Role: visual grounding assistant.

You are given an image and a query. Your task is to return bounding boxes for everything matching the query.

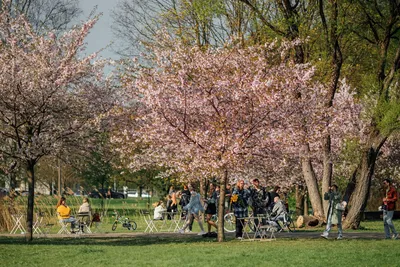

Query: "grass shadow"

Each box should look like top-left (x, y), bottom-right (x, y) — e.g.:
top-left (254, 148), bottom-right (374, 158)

top-left (0, 234), bottom-right (229, 247)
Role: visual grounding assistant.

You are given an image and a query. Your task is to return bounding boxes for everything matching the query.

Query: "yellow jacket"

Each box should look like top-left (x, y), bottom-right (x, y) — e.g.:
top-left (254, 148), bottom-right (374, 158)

top-left (57, 205), bottom-right (71, 219)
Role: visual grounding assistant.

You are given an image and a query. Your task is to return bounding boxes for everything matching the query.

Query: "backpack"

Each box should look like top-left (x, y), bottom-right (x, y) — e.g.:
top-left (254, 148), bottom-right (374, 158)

top-left (92, 213), bottom-right (101, 222)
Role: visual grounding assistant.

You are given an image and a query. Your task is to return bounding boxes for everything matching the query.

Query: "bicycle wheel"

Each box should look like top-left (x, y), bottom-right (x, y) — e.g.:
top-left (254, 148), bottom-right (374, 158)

top-left (247, 219), bottom-right (256, 233)
top-left (211, 214), bottom-right (218, 223)
top-left (112, 221), bottom-right (118, 231)
top-left (223, 213), bottom-right (236, 232)
top-left (129, 221), bottom-right (137, 230)
top-left (287, 216), bottom-right (296, 232)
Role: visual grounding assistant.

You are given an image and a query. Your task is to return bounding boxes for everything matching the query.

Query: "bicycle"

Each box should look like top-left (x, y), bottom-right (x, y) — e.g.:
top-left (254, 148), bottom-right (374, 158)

top-left (111, 211), bottom-right (137, 231)
top-left (282, 211), bottom-right (296, 232)
top-left (211, 211), bottom-right (256, 233)
top-left (267, 210), bottom-right (296, 232)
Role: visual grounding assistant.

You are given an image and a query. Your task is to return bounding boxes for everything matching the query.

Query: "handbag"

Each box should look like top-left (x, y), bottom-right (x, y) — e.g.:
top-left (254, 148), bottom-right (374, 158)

top-left (335, 201), bottom-right (346, 211)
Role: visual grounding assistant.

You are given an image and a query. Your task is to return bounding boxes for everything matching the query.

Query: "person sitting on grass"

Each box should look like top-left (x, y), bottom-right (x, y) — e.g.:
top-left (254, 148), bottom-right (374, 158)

top-left (56, 196), bottom-right (77, 233)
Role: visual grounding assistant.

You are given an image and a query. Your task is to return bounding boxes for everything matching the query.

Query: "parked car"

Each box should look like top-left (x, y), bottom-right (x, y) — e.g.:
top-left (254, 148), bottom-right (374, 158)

top-left (141, 191), bottom-right (151, 198)
top-left (127, 190), bottom-right (150, 198)
top-left (127, 190), bottom-right (138, 198)
top-left (88, 189), bottom-right (125, 199)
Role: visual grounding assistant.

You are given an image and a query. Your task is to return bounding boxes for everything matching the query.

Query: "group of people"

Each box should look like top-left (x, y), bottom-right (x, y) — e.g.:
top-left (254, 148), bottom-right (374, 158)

top-left (152, 184), bottom-right (216, 236)
top-left (56, 196), bottom-right (92, 233)
top-left (56, 177), bottom-right (399, 240)
top-left (230, 179), bottom-right (288, 239)
top-left (154, 179), bottom-right (289, 239)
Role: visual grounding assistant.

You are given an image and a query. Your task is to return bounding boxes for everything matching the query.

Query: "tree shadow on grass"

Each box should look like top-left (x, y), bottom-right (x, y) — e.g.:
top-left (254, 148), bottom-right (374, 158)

top-left (0, 234), bottom-right (227, 247)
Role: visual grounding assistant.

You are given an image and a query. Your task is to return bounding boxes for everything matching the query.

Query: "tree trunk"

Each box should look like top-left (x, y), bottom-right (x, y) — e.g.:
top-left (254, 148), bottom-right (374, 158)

top-left (295, 184), bottom-right (305, 216)
top-left (199, 177), bottom-right (205, 199)
top-left (301, 145), bottom-right (324, 218)
top-left (25, 160), bottom-right (36, 242)
top-left (343, 133), bottom-right (387, 229)
top-left (322, 136), bottom-right (333, 218)
top-left (343, 166), bottom-right (359, 203)
top-left (217, 169), bottom-right (228, 242)
top-left (304, 192), bottom-right (309, 216)
top-left (297, 215), bottom-right (319, 227)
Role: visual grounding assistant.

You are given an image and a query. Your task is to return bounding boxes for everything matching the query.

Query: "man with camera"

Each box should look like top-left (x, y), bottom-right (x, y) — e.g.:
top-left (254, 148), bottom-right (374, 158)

top-left (382, 179), bottom-right (398, 239)
top-left (321, 184), bottom-right (344, 240)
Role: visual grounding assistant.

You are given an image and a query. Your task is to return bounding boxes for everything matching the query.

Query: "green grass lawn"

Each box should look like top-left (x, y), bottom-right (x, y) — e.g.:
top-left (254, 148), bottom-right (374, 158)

top-left (2, 196), bottom-right (400, 266)
top-left (1, 235), bottom-right (399, 267)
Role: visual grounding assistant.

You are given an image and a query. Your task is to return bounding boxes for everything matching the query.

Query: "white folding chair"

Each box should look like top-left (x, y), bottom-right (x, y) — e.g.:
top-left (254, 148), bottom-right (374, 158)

top-left (33, 212), bottom-right (45, 235)
top-left (57, 219), bottom-right (71, 234)
top-left (10, 213), bottom-right (26, 234)
top-left (56, 213), bottom-right (71, 234)
top-left (259, 220), bottom-right (278, 240)
top-left (171, 213), bottom-right (185, 232)
top-left (77, 213), bottom-right (92, 234)
top-left (140, 210), bottom-right (158, 233)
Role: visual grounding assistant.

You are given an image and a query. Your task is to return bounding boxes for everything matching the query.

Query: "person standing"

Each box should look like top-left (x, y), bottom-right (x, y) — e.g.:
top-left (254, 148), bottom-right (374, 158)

top-left (321, 185), bottom-right (344, 240)
top-left (169, 186), bottom-right (178, 213)
top-left (179, 185), bottom-right (206, 235)
top-left (179, 185), bottom-right (191, 219)
top-left (231, 180), bottom-right (250, 239)
top-left (382, 179), bottom-right (398, 239)
top-left (204, 183), bottom-right (218, 236)
top-left (249, 179), bottom-right (268, 233)
top-left (123, 185), bottom-right (128, 199)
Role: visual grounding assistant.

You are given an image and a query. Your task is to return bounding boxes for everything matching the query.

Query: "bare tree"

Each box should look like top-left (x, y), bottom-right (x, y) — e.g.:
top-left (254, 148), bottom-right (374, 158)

top-left (1, 0), bottom-right (81, 32)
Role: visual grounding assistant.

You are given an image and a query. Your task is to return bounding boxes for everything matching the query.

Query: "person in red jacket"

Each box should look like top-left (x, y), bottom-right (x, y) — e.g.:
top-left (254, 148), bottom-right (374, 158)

top-left (382, 179), bottom-right (398, 239)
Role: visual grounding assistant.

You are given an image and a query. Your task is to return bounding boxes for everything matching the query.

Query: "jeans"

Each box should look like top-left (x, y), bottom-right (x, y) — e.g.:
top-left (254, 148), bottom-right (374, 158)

top-left (323, 212), bottom-right (342, 237)
top-left (62, 217), bottom-right (77, 229)
top-left (383, 210), bottom-right (397, 238)
top-left (253, 207), bottom-right (267, 228)
top-left (182, 213), bottom-right (203, 232)
top-left (236, 218), bottom-right (245, 238)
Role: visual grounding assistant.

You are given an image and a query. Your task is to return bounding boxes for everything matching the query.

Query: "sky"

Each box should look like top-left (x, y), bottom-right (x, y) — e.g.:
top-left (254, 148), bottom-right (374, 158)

top-left (77, 0), bottom-right (120, 60)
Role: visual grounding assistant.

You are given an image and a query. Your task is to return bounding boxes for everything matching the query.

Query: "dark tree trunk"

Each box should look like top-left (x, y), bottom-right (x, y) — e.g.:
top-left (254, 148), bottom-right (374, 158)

top-left (343, 166), bottom-right (359, 203)
top-left (343, 133), bottom-right (387, 229)
top-left (322, 136), bottom-right (333, 217)
top-left (25, 160), bottom-right (35, 242)
top-left (217, 169), bottom-right (228, 242)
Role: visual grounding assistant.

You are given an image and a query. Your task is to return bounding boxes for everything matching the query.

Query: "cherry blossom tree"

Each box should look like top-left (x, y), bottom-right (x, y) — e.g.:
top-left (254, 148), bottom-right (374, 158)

top-left (0, 3), bottom-right (115, 241)
top-left (115, 31), bottom-right (361, 241)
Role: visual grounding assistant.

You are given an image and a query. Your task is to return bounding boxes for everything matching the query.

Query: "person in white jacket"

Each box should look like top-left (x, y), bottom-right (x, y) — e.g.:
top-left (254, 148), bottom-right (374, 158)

top-left (77, 197), bottom-right (92, 232)
top-left (78, 197), bottom-right (91, 214)
top-left (153, 200), bottom-right (166, 220)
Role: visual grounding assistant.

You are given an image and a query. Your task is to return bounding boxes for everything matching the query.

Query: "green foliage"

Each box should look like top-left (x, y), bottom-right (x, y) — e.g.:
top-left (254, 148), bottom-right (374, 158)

top-left (189, 0), bottom-right (225, 22)
top-left (80, 151), bottom-right (115, 190)
top-left (376, 100), bottom-right (400, 136)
